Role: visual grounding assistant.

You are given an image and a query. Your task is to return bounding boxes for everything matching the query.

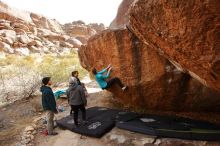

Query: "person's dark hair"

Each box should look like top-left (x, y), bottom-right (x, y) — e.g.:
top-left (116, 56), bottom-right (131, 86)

top-left (42, 77), bottom-right (50, 85)
top-left (92, 68), bottom-right (97, 75)
top-left (72, 71), bottom-right (78, 77)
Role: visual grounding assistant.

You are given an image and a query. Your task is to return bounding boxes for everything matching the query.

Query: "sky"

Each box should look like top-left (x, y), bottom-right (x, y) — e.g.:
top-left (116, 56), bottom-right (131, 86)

top-left (2, 0), bottom-right (123, 26)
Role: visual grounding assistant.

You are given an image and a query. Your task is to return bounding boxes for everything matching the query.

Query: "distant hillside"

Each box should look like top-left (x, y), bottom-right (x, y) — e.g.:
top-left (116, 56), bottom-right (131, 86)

top-left (0, 1), bottom-right (105, 56)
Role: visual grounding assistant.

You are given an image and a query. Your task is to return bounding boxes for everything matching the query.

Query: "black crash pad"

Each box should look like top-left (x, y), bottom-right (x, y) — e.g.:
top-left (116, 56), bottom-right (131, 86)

top-left (56, 107), bottom-right (121, 138)
top-left (57, 106), bottom-right (220, 140)
top-left (73, 120), bottom-right (114, 138)
top-left (115, 111), bottom-right (142, 122)
top-left (56, 115), bottom-right (115, 138)
top-left (116, 114), bottom-right (220, 141)
top-left (80, 107), bottom-right (121, 122)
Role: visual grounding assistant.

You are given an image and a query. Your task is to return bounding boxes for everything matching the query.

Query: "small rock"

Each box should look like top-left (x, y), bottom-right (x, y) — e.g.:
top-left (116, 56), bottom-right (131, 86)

top-left (32, 130), bottom-right (37, 135)
top-left (141, 137), bottom-right (155, 144)
top-left (109, 134), bottom-right (127, 144)
top-left (154, 139), bottom-right (161, 145)
top-left (31, 124), bottom-right (37, 128)
top-left (21, 136), bottom-right (26, 141)
top-left (24, 126), bottom-right (34, 132)
top-left (24, 134), bottom-right (31, 138)
top-left (2, 108), bottom-right (6, 111)
top-left (21, 138), bottom-right (30, 144)
top-left (25, 138), bottom-right (31, 144)
top-left (26, 131), bottom-right (32, 135)
top-left (30, 135), bottom-right (34, 140)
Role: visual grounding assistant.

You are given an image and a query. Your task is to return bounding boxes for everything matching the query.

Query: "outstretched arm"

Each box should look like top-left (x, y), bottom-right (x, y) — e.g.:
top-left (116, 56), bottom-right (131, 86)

top-left (101, 67), bottom-right (112, 79)
top-left (106, 64), bottom-right (112, 69)
top-left (97, 64), bottom-right (112, 74)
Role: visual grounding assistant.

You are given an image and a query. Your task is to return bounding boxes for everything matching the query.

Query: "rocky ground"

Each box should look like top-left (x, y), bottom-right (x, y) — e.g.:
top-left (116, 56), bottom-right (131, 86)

top-left (0, 95), bottom-right (40, 146)
top-left (0, 80), bottom-right (220, 146)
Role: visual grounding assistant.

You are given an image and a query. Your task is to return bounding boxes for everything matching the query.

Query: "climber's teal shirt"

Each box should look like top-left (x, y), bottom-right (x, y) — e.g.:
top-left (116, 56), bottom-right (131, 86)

top-left (95, 68), bottom-right (110, 89)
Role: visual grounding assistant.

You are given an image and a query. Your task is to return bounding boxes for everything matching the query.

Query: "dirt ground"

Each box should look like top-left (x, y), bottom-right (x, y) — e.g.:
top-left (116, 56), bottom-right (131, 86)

top-left (0, 81), bottom-right (116, 146)
top-left (0, 96), bottom-right (41, 146)
top-left (1, 81), bottom-right (220, 146)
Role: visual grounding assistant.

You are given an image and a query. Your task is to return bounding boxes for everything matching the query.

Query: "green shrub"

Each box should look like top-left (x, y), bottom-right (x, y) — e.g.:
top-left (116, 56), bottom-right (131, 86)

top-left (36, 52), bottom-right (87, 83)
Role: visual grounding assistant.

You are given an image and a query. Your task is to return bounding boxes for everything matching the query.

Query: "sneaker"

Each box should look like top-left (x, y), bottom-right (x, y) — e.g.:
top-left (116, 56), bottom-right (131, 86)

top-left (122, 86), bottom-right (128, 91)
top-left (41, 129), bottom-right (48, 136)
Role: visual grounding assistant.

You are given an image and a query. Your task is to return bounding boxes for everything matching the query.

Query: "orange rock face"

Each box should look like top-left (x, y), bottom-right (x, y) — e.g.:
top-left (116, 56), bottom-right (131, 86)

top-left (79, 28), bottom-right (164, 108)
top-left (79, 28), bottom-right (220, 112)
top-left (129, 0), bottom-right (220, 92)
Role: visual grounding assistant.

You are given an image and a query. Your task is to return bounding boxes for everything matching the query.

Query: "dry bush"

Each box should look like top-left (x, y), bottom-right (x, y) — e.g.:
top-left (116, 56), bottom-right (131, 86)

top-left (0, 66), bottom-right (41, 103)
top-left (0, 51), bottom-right (88, 104)
top-left (36, 51), bottom-right (87, 83)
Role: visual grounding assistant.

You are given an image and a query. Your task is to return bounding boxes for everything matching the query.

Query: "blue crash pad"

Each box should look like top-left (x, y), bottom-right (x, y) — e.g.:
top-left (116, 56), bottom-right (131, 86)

top-left (54, 88), bottom-right (67, 99)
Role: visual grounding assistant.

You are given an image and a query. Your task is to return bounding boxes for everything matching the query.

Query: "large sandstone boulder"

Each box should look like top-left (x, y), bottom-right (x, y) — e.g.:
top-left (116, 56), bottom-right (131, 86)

top-left (30, 13), bottom-right (63, 33)
top-left (11, 22), bottom-right (30, 32)
top-left (13, 41), bottom-right (26, 48)
top-left (62, 21), bottom-right (100, 45)
top-left (14, 28), bottom-right (27, 35)
top-left (0, 12), bottom-right (17, 22)
top-left (66, 38), bottom-right (82, 48)
top-left (60, 41), bottom-right (73, 48)
top-left (15, 47), bottom-right (30, 56)
top-left (0, 29), bottom-right (16, 42)
top-left (88, 23), bottom-right (105, 33)
top-left (19, 34), bottom-right (31, 44)
top-left (63, 24), bottom-right (96, 37)
top-left (0, 36), bottom-right (13, 45)
top-left (0, 41), bottom-right (14, 53)
top-left (43, 34), bottom-right (66, 42)
top-left (0, 19), bottom-right (13, 30)
top-left (29, 46), bottom-right (41, 53)
top-left (109, 0), bottom-right (134, 28)
top-left (129, 0), bottom-right (220, 92)
top-left (79, 28), bottom-right (220, 112)
top-left (47, 19), bottom-right (64, 33)
top-left (76, 36), bottom-right (87, 44)
top-left (37, 28), bottom-right (57, 36)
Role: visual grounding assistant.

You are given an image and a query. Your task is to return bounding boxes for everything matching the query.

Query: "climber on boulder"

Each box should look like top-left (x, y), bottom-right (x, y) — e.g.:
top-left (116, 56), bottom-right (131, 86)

top-left (92, 64), bottom-right (128, 91)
